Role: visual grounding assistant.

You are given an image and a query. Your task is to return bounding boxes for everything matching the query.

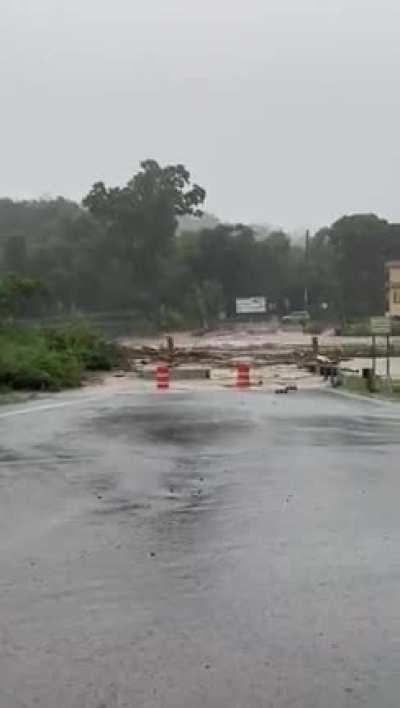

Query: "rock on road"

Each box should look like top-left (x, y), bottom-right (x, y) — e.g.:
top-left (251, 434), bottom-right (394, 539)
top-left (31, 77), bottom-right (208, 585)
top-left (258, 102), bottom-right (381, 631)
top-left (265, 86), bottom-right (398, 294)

top-left (1, 388), bottom-right (400, 707)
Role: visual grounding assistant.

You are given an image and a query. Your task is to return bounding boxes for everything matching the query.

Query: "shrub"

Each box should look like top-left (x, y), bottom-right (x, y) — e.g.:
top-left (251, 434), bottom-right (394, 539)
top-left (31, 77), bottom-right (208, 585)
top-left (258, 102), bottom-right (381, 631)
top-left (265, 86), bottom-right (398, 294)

top-left (0, 321), bottom-right (118, 391)
top-left (303, 321), bottom-right (324, 335)
top-left (44, 321), bottom-right (118, 371)
top-left (84, 341), bottom-right (116, 371)
top-left (390, 380), bottom-right (400, 395)
top-left (341, 322), bottom-right (371, 336)
top-left (0, 338), bottom-right (81, 390)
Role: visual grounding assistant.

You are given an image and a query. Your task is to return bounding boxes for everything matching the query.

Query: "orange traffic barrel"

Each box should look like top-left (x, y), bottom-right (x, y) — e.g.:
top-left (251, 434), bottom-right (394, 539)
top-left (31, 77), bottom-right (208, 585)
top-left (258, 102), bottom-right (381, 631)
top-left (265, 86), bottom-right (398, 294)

top-left (236, 362), bottom-right (250, 388)
top-left (156, 365), bottom-right (170, 390)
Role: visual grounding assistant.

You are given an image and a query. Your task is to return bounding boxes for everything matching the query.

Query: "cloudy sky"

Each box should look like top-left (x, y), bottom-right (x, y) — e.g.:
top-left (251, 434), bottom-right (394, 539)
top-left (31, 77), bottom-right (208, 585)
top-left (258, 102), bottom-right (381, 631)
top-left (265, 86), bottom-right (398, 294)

top-left (1, 0), bottom-right (399, 230)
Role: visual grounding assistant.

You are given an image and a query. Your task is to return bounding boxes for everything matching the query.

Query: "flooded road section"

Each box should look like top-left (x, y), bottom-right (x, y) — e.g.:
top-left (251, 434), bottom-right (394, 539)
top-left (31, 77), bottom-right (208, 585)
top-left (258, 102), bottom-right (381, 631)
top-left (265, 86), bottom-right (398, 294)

top-left (1, 390), bottom-right (400, 707)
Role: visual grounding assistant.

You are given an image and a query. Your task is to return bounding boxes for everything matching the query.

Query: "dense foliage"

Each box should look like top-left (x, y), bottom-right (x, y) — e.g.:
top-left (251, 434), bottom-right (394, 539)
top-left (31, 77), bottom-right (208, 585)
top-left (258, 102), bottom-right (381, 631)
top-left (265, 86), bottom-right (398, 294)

top-left (1, 159), bottom-right (400, 328)
top-left (0, 322), bottom-right (118, 391)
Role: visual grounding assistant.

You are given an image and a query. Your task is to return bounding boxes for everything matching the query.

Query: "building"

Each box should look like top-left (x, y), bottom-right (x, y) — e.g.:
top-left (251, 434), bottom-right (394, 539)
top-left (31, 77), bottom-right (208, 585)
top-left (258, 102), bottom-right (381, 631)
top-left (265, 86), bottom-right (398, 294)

top-left (385, 261), bottom-right (400, 317)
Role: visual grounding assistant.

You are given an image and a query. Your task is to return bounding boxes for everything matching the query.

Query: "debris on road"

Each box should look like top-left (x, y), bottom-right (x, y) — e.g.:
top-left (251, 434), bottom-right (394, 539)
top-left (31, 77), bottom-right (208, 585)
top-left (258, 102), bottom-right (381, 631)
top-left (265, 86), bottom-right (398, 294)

top-left (275, 384), bottom-right (299, 394)
top-left (107, 324), bottom-right (400, 394)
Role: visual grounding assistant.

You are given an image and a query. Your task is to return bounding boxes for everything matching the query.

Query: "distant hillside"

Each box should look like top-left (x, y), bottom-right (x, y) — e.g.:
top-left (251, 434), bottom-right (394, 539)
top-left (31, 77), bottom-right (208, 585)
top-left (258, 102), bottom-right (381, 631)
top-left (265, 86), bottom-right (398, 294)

top-left (251, 224), bottom-right (308, 243)
top-left (250, 224), bottom-right (273, 240)
top-left (178, 212), bottom-right (219, 233)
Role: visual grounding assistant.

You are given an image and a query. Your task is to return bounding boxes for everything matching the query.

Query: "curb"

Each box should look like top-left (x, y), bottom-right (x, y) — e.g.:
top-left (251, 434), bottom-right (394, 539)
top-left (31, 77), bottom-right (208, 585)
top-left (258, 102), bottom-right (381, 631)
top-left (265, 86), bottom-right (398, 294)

top-left (326, 386), bottom-right (400, 408)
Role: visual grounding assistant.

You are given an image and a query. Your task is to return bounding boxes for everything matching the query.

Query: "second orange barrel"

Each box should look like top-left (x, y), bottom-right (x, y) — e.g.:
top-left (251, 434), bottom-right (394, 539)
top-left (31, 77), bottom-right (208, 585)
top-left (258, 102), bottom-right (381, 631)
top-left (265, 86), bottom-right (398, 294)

top-left (236, 363), bottom-right (250, 388)
top-left (156, 365), bottom-right (170, 390)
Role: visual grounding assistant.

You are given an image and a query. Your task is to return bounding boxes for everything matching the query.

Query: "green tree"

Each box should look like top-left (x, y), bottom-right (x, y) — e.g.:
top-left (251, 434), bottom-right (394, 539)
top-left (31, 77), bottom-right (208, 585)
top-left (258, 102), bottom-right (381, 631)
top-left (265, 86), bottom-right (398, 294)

top-left (317, 214), bottom-right (391, 319)
top-left (0, 275), bottom-right (43, 318)
top-left (83, 160), bottom-right (206, 312)
top-left (3, 235), bottom-right (28, 274)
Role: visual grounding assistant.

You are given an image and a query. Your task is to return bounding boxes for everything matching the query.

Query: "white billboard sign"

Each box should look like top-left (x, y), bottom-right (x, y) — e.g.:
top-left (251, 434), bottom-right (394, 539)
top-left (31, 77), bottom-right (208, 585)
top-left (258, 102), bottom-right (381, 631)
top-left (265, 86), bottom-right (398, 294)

top-left (236, 297), bottom-right (267, 314)
top-left (370, 316), bottom-right (391, 335)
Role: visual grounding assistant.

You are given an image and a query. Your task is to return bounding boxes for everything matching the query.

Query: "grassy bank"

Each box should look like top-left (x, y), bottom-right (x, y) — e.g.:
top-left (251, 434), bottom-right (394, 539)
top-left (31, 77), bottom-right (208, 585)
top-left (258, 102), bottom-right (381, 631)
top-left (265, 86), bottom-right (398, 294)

top-left (344, 375), bottom-right (400, 400)
top-left (0, 322), bottom-right (118, 392)
top-left (338, 320), bottom-right (400, 337)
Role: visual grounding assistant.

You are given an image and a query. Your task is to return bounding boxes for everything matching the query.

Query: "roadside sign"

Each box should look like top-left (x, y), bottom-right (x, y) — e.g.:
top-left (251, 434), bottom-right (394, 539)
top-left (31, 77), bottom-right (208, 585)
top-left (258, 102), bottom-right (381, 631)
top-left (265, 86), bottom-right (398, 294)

top-left (236, 297), bottom-right (267, 315)
top-left (370, 316), bottom-right (391, 335)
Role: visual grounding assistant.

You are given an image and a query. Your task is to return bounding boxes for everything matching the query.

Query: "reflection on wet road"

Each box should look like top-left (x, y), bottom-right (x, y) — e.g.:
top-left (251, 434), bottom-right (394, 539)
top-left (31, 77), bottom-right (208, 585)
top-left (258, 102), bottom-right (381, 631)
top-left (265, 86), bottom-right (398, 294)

top-left (1, 390), bottom-right (400, 707)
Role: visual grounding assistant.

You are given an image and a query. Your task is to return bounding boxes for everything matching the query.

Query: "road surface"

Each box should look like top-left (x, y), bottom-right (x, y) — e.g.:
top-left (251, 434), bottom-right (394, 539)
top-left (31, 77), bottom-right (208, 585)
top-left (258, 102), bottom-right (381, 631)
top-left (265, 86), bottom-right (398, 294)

top-left (1, 388), bottom-right (400, 707)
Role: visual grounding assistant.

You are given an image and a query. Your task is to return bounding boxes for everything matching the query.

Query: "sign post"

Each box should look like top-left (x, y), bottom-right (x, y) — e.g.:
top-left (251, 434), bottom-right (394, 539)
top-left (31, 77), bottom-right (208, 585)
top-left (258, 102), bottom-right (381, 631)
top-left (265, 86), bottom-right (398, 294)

top-left (370, 317), bottom-right (392, 391)
top-left (370, 317), bottom-right (391, 336)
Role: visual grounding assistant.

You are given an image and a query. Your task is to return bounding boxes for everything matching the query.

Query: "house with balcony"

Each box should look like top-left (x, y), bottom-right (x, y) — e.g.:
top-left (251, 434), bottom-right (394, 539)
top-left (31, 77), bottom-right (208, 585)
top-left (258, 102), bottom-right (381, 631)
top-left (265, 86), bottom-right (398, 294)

top-left (385, 261), bottom-right (400, 317)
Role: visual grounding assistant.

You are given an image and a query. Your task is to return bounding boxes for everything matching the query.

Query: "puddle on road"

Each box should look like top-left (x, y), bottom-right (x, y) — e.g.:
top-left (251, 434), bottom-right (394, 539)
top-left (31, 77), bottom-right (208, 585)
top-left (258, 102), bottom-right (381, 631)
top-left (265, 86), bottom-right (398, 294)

top-left (95, 499), bottom-right (152, 515)
top-left (92, 405), bottom-right (253, 450)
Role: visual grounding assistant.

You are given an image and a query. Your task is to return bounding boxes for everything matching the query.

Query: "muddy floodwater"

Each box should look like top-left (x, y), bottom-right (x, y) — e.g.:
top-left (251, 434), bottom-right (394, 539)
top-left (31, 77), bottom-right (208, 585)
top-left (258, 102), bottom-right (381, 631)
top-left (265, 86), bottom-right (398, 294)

top-left (1, 388), bottom-right (400, 707)
top-left (121, 324), bottom-right (400, 352)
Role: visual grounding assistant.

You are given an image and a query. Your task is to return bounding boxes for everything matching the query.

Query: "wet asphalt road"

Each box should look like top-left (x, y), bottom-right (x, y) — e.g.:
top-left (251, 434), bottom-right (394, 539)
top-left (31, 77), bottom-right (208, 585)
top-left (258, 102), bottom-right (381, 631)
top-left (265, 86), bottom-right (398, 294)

top-left (1, 389), bottom-right (400, 708)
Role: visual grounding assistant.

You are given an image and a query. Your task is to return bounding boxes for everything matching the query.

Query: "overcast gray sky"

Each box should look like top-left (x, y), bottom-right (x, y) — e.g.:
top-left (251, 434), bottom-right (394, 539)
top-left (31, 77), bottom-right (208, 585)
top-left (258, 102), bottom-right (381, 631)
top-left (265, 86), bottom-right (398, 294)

top-left (1, 0), bottom-right (399, 230)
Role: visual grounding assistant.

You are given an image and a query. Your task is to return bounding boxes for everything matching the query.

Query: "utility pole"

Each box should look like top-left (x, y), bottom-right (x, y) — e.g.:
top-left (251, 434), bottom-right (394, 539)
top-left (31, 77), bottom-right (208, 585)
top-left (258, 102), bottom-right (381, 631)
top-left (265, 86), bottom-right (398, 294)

top-left (372, 335), bottom-right (376, 377)
top-left (386, 334), bottom-right (391, 388)
top-left (304, 229), bottom-right (310, 310)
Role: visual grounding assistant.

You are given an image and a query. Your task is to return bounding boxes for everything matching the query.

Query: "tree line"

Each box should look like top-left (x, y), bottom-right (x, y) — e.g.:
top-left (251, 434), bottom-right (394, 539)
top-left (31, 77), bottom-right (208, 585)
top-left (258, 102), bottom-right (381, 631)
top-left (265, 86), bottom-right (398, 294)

top-left (0, 159), bottom-right (399, 328)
